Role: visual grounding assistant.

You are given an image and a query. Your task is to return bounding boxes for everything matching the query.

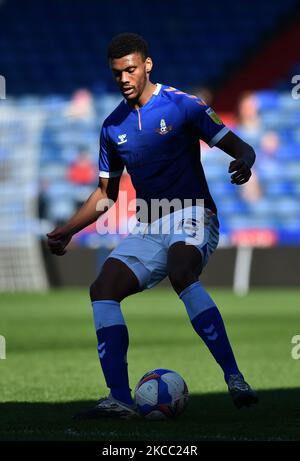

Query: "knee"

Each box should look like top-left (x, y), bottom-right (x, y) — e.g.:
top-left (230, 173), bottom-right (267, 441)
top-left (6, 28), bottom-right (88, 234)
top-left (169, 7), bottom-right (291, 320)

top-left (89, 278), bottom-right (112, 302)
top-left (89, 279), bottom-right (100, 301)
top-left (89, 277), bottom-right (127, 303)
top-left (168, 267), bottom-right (197, 294)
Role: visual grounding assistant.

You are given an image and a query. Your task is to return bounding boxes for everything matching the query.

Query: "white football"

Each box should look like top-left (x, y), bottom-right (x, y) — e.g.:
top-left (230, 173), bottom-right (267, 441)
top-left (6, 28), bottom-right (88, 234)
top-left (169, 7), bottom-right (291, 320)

top-left (134, 368), bottom-right (189, 420)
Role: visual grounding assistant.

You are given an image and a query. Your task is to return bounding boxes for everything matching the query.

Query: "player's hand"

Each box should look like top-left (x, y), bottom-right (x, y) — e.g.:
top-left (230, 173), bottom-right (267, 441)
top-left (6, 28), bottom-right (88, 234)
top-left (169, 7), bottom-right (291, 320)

top-left (46, 227), bottom-right (72, 256)
top-left (228, 158), bottom-right (252, 185)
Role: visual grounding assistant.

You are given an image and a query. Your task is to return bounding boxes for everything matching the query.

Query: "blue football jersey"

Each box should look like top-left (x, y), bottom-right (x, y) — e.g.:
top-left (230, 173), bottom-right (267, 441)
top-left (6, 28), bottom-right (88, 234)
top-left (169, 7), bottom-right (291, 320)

top-left (99, 83), bottom-right (229, 220)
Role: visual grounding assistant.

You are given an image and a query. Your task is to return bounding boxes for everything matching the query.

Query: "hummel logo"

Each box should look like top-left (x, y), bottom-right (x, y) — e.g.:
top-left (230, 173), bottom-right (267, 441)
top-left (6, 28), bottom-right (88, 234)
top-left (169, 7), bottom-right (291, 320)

top-left (203, 324), bottom-right (218, 341)
top-left (98, 341), bottom-right (106, 359)
top-left (118, 134), bottom-right (127, 145)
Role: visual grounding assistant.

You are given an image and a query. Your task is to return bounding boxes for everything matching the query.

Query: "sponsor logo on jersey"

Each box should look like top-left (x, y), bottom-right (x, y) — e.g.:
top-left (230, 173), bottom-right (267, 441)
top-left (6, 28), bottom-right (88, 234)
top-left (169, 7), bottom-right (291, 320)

top-left (155, 118), bottom-right (173, 135)
top-left (205, 107), bottom-right (223, 125)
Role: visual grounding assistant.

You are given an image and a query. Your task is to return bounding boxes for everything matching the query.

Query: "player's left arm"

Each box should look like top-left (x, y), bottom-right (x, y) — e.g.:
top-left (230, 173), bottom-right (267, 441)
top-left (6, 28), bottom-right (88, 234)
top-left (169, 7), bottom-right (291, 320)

top-left (183, 95), bottom-right (256, 185)
top-left (215, 130), bottom-right (256, 185)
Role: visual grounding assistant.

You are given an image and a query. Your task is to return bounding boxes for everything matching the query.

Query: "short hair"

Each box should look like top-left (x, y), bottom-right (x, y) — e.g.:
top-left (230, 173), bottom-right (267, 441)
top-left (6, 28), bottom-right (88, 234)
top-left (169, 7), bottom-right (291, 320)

top-left (107, 32), bottom-right (149, 61)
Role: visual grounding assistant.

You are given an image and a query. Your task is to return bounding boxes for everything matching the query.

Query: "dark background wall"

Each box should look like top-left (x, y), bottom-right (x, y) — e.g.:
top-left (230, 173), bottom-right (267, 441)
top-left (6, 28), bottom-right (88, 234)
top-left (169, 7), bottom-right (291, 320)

top-left (42, 243), bottom-right (300, 288)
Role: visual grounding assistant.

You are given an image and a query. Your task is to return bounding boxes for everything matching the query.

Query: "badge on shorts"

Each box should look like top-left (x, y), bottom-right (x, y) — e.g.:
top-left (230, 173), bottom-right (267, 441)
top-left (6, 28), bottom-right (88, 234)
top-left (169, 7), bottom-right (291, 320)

top-left (178, 218), bottom-right (200, 238)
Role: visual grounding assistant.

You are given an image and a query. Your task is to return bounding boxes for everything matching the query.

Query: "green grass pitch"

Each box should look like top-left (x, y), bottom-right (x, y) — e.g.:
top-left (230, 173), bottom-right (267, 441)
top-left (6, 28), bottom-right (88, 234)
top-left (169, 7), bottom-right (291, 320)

top-left (0, 288), bottom-right (299, 441)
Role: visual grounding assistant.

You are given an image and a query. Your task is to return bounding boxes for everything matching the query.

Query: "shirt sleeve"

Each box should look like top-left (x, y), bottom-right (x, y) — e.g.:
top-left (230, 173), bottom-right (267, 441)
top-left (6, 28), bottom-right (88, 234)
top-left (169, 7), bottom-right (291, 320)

top-left (184, 97), bottom-right (229, 147)
top-left (98, 124), bottom-right (124, 178)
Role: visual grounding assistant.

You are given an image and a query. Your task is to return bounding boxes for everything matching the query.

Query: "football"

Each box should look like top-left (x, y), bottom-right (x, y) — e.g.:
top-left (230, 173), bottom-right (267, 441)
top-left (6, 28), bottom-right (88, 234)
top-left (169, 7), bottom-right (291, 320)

top-left (134, 368), bottom-right (189, 420)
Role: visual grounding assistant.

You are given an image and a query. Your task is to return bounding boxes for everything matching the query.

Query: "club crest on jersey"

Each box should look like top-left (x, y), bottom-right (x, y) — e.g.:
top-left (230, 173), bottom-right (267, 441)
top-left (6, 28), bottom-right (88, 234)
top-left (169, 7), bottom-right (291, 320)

top-left (117, 134), bottom-right (127, 145)
top-left (205, 108), bottom-right (223, 125)
top-left (155, 119), bottom-right (173, 135)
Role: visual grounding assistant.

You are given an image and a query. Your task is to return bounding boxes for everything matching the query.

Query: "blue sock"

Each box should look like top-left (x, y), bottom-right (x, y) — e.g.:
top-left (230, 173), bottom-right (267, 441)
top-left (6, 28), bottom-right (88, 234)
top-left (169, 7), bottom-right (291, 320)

top-left (179, 281), bottom-right (241, 383)
top-left (92, 300), bottom-right (133, 405)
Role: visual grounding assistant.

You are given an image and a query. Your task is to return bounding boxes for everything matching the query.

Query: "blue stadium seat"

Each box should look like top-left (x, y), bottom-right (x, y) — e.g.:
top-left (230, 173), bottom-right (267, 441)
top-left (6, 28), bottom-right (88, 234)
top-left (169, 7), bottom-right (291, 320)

top-left (0, 0), bottom-right (297, 94)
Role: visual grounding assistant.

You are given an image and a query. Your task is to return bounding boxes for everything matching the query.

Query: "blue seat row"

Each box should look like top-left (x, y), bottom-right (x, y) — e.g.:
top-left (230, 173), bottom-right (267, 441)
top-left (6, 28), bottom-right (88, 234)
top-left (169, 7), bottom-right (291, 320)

top-left (0, 0), bottom-right (297, 94)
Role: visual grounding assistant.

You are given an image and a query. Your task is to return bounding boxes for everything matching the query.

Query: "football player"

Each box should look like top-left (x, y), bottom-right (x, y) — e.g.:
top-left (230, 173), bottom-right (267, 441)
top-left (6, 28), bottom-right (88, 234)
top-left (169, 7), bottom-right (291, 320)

top-left (47, 33), bottom-right (258, 419)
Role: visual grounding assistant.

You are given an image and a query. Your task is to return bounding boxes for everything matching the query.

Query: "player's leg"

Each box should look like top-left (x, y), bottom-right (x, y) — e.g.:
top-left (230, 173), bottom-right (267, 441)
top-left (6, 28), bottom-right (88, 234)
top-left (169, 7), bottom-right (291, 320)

top-left (83, 229), bottom-right (167, 419)
top-left (167, 208), bottom-right (258, 408)
top-left (89, 257), bottom-right (141, 409)
top-left (167, 241), bottom-right (242, 382)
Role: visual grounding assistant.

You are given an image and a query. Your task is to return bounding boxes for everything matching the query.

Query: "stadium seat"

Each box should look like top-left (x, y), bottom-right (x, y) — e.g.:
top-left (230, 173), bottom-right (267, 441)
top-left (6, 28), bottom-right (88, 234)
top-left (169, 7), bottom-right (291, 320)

top-left (0, 0), bottom-right (297, 93)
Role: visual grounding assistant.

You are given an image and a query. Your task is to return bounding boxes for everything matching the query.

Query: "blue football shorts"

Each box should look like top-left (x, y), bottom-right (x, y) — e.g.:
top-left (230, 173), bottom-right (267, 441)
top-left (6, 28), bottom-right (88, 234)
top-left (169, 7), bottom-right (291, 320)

top-left (106, 206), bottom-right (219, 290)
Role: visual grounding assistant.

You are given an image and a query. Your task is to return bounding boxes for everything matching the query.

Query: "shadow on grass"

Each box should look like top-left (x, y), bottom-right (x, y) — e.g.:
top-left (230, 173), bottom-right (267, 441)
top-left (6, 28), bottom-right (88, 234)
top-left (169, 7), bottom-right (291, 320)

top-left (0, 388), bottom-right (299, 441)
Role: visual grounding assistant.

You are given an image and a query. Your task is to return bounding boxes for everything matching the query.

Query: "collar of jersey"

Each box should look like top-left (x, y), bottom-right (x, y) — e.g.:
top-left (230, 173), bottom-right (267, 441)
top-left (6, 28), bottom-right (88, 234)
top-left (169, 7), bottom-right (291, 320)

top-left (124, 83), bottom-right (162, 111)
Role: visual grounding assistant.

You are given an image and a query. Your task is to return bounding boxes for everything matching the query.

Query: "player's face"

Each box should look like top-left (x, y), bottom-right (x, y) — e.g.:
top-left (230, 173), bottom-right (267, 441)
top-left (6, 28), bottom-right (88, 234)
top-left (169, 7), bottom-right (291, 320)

top-left (110, 53), bottom-right (151, 101)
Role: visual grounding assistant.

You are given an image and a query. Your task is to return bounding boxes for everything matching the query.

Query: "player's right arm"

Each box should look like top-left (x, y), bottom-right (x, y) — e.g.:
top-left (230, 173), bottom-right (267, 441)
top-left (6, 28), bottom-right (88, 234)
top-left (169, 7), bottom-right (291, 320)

top-left (46, 176), bottom-right (121, 255)
top-left (47, 121), bottom-right (124, 256)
